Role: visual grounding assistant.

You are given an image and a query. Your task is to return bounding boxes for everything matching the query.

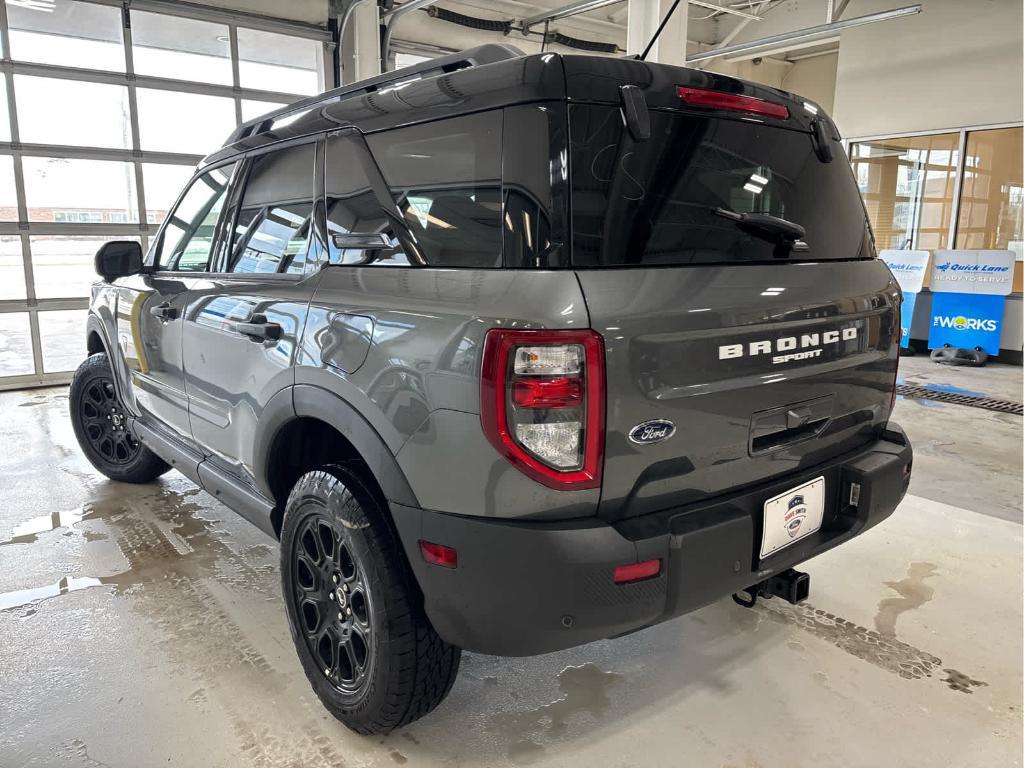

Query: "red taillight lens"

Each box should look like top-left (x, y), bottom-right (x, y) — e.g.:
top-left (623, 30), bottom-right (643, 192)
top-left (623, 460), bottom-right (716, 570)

top-left (419, 540), bottom-right (458, 569)
top-left (614, 559), bottom-right (661, 584)
top-left (512, 376), bottom-right (583, 409)
top-left (480, 329), bottom-right (605, 490)
top-left (677, 86), bottom-right (789, 119)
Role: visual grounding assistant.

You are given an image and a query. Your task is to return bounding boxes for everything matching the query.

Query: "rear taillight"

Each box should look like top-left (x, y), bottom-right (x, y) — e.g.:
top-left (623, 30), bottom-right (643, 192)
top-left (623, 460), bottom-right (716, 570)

top-left (677, 86), bottom-right (790, 120)
top-left (480, 329), bottom-right (605, 490)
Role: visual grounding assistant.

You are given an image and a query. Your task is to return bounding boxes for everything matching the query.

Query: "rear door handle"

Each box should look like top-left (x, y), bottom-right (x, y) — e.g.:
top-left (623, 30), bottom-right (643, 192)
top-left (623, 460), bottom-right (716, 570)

top-left (236, 313), bottom-right (283, 342)
top-left (150, 302), bottom-right (178, 321)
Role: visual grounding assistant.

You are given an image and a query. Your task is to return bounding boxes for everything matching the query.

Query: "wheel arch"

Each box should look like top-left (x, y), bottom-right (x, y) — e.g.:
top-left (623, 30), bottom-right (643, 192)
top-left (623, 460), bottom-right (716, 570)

top-left (256, 385), bottom-right (420, 538)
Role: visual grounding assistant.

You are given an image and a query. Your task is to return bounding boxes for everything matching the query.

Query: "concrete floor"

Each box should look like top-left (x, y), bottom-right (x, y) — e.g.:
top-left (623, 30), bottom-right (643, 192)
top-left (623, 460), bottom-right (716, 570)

top-left (1, 361), bottom-right (1021, 768)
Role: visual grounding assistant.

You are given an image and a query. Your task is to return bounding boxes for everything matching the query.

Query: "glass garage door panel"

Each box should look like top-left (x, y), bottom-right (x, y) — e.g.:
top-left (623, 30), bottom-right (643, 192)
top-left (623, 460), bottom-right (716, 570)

top-left (14, 76), bottom-right (131, 149)
top-left (0, 313), bottom-right (34, 377)
top-left (136, 89), bottom-right (236, 154)
top-left (31, 236), bottom-right (139, 300)
top-left (141, 163), bottom-right (197, 225)
top-left (22, 157), bottom-right (139, 224)
top-left (130, 11), bottom-right (231, 85)
top-left (0, 79), bottom-right (10, 143)
top-left (0, 236), bottom-right (26, 301)
top-left (0, 156), bottom-right (17, 222)
top-left (5, 0), bottom-right (125, 72)
top-left (238, 28), bottom-right (323, 95)
top-left (39, 310), bottom-right (89, 374)
top-left (241, 99), bottom-right (291, 123)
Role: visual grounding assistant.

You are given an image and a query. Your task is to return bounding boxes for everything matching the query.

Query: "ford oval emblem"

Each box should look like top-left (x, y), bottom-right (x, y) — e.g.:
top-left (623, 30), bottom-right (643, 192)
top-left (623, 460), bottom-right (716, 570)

top-left (629, 420), bottom-right (676, 445)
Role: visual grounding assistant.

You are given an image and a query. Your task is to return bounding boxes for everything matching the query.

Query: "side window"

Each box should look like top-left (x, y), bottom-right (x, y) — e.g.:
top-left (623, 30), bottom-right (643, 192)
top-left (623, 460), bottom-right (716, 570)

top-left (366, 111), bottom-right (503, 268)
top-left (155, 163), bottom-right (235, 272)
top-left (228, 143), bottom-right (315, 275)
top-left (325, 133), bottom-right (409, 267)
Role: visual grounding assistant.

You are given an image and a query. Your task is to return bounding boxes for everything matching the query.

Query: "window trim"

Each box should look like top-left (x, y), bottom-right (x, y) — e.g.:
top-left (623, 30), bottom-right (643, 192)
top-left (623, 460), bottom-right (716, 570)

top-left (149, 159), bottom-right (240, 274)
top-left (210, 134), bottom-right (323, 277)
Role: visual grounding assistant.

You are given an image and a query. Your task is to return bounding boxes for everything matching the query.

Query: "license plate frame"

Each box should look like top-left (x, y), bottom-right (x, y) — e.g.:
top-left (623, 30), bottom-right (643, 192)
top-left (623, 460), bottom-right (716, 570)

top-left (760, 476), bottom-right (825, 559)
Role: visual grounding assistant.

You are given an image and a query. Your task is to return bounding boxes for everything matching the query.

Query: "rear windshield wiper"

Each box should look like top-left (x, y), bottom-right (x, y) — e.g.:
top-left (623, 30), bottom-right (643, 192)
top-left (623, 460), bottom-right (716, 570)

top-left (714, 208), bottom-right (806, 243)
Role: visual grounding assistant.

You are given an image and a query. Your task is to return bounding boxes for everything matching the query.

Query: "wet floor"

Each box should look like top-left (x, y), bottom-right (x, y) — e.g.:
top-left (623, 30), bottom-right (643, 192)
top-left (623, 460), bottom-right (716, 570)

top-left (0, 378), bottom-right (1021, 768)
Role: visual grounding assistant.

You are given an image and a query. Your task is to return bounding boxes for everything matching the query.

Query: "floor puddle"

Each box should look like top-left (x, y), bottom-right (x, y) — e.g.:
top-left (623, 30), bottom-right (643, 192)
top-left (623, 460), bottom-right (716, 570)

top-left (1, 507), bottom-right (90, 546)
top-left (0, 575), bottom-right (108, 611)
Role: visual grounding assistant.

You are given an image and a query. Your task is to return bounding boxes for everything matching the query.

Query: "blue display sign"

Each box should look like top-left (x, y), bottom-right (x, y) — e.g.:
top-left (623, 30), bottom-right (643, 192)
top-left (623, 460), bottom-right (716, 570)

top-left (899, 292), bottom-right (917, 347)
top-left (928, 292), bottom-right (1006, 355)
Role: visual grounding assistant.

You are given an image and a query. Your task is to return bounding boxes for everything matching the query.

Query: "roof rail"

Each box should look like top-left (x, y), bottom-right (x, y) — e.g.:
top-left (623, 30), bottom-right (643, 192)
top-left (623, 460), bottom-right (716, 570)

top-left (224, 43), bottom-right (525, 145)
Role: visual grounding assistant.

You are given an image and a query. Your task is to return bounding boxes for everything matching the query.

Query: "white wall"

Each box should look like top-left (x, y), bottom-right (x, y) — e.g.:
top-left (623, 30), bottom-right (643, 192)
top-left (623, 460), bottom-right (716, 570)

top-left (783, 52), bottom-right (838, 114)
top-left (199, 0), bottom-right (328, 26)
top-left (832, 0), bottom-right (1023, 137)
top-left (716, 0), bottom-right (1023, 137)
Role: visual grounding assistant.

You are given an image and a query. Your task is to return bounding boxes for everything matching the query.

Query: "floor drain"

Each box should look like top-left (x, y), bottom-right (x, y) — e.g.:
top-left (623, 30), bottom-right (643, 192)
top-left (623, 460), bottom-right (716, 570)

top-left (896, 384), bottom-right (1023, 415)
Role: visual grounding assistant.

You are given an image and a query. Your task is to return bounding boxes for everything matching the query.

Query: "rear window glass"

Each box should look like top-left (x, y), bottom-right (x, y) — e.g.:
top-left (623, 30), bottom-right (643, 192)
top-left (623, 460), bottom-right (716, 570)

top-left (367, 111), bottom-right (503, 268)
top-left (570, 105), bottom-right (870, 266)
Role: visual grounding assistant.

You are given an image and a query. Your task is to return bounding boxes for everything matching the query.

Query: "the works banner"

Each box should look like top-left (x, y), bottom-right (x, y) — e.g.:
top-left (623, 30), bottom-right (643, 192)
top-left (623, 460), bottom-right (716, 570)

top-left (928, 292), bottom-right (1006, 355)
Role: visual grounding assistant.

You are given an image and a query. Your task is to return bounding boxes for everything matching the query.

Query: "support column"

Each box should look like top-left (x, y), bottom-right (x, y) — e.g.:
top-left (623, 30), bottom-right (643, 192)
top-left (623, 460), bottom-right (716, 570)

top-left (626, 0), bottom-right (688, 66)
top-left (339, 0), bottom-right (381, 85)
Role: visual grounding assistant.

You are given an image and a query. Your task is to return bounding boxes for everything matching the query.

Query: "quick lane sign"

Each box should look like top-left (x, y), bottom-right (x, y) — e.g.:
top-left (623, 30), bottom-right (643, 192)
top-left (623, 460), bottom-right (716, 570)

top-left (930, 250), bottom-right (1015, 296)
top-left (880, 249), bottom-right (929, 294)
top-left (880, 250), bottom-right (929, 348)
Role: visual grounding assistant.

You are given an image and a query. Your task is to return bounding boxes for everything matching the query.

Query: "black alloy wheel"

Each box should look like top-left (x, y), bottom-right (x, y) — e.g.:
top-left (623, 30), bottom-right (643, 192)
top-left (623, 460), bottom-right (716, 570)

top-left (291, 511), bottom-right (375, 693)
top-left (78, 376), bottom-right (141, 466)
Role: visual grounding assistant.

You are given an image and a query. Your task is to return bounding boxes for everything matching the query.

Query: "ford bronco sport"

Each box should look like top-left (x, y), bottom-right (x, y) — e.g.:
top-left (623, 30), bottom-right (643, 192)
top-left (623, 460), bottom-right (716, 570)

top-left (71, 45), bottom-right (912, 734)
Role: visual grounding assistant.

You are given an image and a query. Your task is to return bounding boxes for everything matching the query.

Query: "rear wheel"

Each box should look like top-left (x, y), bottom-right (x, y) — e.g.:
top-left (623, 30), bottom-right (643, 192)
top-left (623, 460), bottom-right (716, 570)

top-left (69, 352), bottom-right (170, 483)
top-left (280, 464), bottom-right (460, 734)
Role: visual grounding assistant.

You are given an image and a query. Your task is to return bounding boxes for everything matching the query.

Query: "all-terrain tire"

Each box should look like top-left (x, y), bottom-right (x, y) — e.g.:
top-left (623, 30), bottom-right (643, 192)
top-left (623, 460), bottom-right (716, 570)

top-left (280, 464), bottom-right (461, 734)
top-left (69, 352), bottom-right (170, 483)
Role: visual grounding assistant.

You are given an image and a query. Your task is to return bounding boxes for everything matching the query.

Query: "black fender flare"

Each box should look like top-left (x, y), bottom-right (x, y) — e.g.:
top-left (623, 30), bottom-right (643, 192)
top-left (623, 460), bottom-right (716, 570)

top-left (252, 384), bottom-right (419, 510)
top-left (85, 311), bottom-right (137, 414)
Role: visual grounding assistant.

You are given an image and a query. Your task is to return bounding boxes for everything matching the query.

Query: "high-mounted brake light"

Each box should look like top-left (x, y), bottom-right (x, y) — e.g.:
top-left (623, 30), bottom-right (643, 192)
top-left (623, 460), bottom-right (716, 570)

top-left (481, 329), bottom-right (605, 490)
top-left (677, 86), bottom-right (790, 120)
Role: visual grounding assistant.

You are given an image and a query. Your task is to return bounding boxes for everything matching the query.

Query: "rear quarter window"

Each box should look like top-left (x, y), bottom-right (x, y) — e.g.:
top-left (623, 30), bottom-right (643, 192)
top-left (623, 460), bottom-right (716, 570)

top-left (367, 111), bottom-right (503, 268)
top-left (570, 104), bottom-right (871, 267)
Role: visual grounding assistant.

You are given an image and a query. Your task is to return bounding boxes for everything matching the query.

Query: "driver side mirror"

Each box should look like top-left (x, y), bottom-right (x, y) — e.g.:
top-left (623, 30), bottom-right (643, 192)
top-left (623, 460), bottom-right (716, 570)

top-left (95, 241), bottom-right (143, 282)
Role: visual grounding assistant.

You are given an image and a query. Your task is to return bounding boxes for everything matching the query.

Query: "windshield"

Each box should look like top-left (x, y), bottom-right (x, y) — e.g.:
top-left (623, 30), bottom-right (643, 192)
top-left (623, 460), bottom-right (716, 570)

top-left (569, 105), bottom-right (871, 266)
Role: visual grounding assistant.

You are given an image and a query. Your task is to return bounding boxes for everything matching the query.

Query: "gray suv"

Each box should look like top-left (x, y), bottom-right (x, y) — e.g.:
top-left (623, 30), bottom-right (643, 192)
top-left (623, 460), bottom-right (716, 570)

top-left (70, 45), bottom-right (913, 734)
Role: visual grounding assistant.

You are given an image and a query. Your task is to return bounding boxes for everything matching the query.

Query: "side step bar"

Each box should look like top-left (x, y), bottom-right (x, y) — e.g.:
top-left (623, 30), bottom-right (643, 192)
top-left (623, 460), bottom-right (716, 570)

top-left (732, 568), bottom-right (810, 608)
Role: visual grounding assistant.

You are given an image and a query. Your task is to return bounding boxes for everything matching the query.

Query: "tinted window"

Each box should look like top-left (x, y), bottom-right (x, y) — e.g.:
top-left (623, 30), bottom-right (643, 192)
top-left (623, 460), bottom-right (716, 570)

top-left (367, 111), bottom-right (503, 268)
top-left (570, 105), bottom-right (870, 266)
top-left (155, 163), bottom-right (235, 272)
top-left (228, 144), bottom-right (315, 274)
top-left (324, 133), bottom-right (409, 267)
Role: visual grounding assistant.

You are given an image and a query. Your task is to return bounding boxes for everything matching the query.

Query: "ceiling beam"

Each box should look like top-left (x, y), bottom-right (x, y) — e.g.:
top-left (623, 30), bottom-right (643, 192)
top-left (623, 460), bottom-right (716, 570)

top-left (687, 4), bottom-right (922, 64)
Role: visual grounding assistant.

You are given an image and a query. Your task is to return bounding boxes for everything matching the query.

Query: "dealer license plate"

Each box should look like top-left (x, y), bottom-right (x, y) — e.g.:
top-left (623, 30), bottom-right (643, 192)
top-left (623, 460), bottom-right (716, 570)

top-left (760, 476), bottom-right (825, 559)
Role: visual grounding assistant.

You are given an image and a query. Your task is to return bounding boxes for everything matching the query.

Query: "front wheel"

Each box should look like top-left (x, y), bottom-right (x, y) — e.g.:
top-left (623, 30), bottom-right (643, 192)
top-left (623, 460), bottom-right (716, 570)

top-left (280, 465), bottom-right (460, 734)
top-left (69, 352), bottom-right (170, 483)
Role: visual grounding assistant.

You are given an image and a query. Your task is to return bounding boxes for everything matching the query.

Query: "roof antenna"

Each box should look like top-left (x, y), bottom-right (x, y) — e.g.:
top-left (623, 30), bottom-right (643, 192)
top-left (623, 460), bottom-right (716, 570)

top-left (638, 0), bottom-right (684, 61)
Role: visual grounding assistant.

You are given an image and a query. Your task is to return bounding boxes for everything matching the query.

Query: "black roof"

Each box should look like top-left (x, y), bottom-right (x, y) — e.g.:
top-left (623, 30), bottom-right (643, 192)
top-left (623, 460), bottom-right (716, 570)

top-left (201, 44), bottom-right (835, 168)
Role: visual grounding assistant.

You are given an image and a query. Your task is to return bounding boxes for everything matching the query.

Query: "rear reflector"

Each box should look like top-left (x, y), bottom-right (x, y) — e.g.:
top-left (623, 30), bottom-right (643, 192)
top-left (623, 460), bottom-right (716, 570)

top-left (677, 86), bottom-right (789, 120)
top-left (419, 540), bottom-right (458, 569)
top-left (613, 559), bottom-right (661, 584)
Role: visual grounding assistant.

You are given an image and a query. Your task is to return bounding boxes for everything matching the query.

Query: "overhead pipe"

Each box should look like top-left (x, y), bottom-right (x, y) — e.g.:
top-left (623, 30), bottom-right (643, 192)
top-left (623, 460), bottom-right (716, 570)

top-left (686, 4), bottom-right (922, 64)
top-left (382, 0), bottom-right (442, 70)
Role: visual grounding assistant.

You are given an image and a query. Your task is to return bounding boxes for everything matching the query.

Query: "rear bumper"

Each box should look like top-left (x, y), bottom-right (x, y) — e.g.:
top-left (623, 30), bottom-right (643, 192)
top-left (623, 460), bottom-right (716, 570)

top-left (391, 425), bottom-right (912, 656)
